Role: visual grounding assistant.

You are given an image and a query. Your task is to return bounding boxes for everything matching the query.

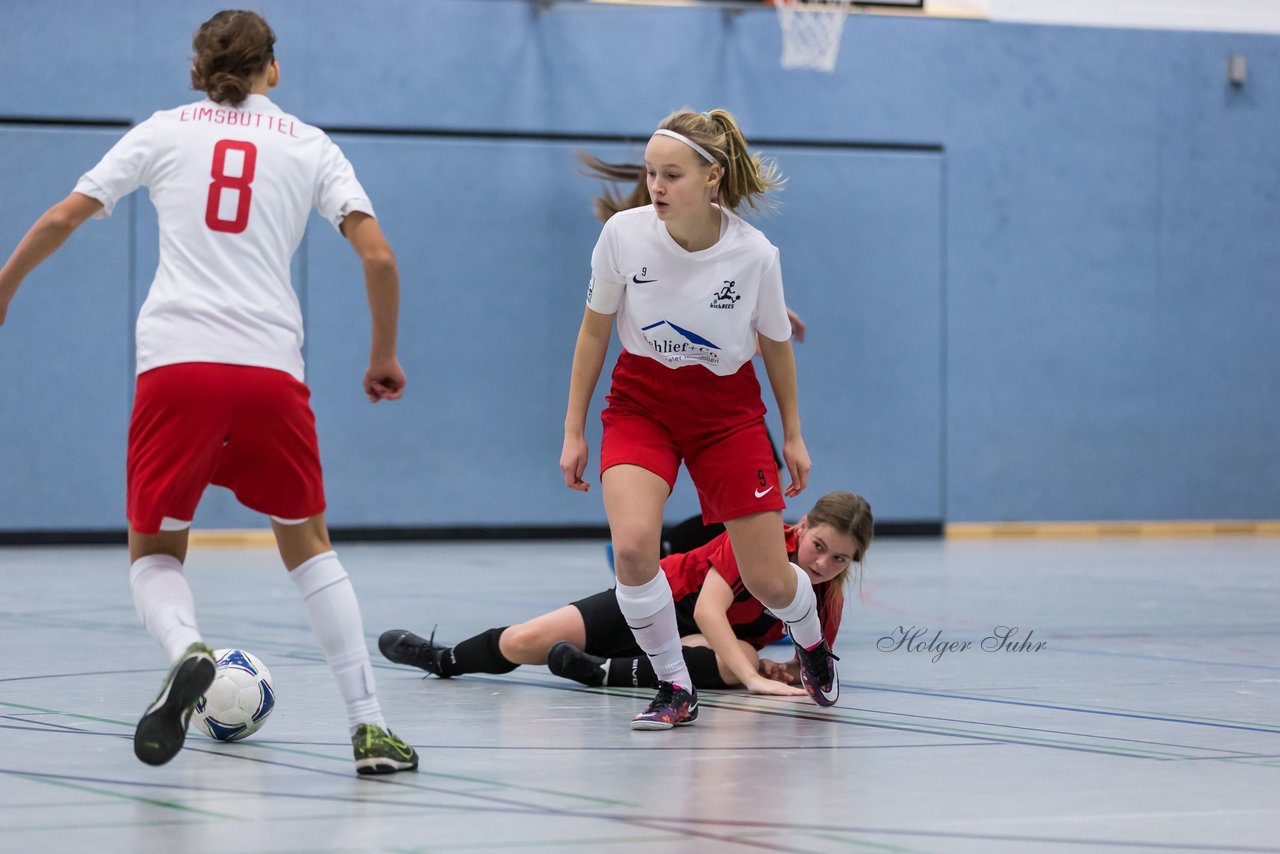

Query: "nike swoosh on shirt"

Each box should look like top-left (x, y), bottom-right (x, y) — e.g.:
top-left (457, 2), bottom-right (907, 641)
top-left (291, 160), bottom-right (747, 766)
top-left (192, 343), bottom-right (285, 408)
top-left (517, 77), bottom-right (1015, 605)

top-left (754, 486), bottom-right (775, 498)
top-left (632, 275), bottom-right (657, 284)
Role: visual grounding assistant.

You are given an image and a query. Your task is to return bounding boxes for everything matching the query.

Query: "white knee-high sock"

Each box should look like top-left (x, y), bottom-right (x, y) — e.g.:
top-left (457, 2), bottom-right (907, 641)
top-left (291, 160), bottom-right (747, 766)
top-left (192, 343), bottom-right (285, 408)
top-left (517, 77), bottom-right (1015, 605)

top-left (289, 551), bottom-right (385, 733)
top-left (130, 555), bottom-right (203, 661)
top-left (615, 572), bottom-right (693, 691)
top-left (771, 563), bottom-right (824, 650)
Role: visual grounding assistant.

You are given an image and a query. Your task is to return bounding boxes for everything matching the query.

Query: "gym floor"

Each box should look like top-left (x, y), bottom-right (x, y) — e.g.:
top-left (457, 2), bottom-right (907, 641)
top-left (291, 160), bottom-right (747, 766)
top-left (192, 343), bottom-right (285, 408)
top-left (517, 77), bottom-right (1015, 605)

top-left (2, 535), bottom-right (1277, 853)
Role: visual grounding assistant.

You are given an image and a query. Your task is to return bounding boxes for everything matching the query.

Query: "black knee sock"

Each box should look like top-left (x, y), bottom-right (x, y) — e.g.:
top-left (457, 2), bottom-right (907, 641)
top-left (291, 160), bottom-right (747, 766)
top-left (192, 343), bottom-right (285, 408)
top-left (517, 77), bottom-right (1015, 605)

top-left (681, 644), bottom-right (728, 689)
top-left (442, 627), bottom-right (519, 676)
top-left (606, 653), bottom-right (657, 688)
top-left (604, 645), bottom-right (728, 689)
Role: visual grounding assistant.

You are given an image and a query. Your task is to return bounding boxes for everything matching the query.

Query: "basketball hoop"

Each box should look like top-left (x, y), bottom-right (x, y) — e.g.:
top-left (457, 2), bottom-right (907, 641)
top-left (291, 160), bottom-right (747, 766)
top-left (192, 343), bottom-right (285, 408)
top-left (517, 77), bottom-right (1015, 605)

top-left (774, 0), bottom-right (854, 72)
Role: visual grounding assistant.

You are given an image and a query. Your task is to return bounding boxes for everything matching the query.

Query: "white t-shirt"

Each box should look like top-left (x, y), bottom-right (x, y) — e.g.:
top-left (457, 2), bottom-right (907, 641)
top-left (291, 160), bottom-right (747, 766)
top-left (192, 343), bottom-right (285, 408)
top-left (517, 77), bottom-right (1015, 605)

top-left (74, 94), bottom-right (374, 381)
top-left (586, 205), bottom-right (790, 376)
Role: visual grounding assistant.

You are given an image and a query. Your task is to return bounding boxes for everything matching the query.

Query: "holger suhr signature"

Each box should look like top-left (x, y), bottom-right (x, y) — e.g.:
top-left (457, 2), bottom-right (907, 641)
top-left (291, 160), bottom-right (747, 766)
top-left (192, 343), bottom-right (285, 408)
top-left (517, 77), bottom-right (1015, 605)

top-left (877, 626), bottom-right (1047, 663)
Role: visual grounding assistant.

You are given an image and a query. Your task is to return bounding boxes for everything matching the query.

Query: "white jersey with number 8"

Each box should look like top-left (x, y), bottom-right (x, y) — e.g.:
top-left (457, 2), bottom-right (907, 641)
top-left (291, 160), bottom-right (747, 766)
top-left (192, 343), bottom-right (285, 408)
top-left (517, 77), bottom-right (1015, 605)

top-left (74, 94), bottom-right (373, 381)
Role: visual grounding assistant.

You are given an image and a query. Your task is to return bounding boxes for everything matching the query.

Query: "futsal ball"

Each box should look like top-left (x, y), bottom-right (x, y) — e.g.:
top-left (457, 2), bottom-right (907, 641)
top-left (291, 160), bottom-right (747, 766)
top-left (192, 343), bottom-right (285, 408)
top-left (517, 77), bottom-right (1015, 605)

top-left (193, 648), bottom-right (276, 742)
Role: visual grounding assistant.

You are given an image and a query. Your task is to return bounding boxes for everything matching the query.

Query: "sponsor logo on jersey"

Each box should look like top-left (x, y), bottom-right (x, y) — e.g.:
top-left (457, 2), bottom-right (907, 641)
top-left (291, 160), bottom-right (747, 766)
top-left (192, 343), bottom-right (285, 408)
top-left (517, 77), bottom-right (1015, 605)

top-left (709, 279), bottom-right (741, 310)
top-left (632, 274), bottom-right (657, 284)
top-left (587, 274), bottom-right (595, 302)
top-left (640, 320), bottom-right (720, 367)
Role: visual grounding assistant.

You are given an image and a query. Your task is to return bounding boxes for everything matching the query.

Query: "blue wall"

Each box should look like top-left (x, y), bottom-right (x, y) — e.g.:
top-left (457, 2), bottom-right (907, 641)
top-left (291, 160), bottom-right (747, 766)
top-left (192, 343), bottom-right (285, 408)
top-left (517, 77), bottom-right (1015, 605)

top-left (1, 1), bottom-right (1276, 529)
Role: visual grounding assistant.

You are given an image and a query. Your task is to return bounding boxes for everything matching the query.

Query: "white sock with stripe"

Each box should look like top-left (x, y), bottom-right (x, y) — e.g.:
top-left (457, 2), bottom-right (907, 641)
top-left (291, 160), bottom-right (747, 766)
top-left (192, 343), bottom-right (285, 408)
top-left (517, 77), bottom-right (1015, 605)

top-left (771, 562), bottom-right (824, 650)
top-left (290, 551), bottom-right (385, 734)
top-left (615, 572), bottom-right (693, 691)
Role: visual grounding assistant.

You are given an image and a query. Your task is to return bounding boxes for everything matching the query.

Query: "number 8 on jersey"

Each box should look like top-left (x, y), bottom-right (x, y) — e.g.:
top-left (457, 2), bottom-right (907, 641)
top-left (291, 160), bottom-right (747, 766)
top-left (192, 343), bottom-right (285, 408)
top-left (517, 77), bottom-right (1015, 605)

top-left (205, 139), bottom-right (257, 234)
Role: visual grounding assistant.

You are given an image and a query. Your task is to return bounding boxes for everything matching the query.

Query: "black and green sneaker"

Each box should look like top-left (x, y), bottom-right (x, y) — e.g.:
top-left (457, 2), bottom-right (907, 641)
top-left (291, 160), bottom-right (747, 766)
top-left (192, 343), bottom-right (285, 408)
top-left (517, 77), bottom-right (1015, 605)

top-left (353, 723), bottom-right (419, 775)
top-left (134, 641), bottom-right (216, 766)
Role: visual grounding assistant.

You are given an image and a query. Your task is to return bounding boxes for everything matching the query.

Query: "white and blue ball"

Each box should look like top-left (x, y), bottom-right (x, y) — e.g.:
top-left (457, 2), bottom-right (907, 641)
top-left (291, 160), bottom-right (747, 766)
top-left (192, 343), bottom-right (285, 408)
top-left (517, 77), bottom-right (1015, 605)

top-left (193, 648), bottom-right (276, 742)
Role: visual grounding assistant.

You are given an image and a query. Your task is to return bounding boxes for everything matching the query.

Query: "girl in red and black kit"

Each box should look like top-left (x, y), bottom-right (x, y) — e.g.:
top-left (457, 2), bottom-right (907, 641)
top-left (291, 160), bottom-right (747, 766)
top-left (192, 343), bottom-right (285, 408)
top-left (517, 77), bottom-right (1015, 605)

top-left (379, 491), bottom-right (871, 696)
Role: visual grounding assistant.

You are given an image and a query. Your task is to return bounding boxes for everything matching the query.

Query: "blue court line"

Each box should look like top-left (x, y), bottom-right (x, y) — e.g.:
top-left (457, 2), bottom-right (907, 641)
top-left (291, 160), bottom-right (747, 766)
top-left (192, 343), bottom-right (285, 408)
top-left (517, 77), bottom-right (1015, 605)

top-left (0, 719), bottom-right (966, 753)
top-left (452, 670), bottom-right (1280, 748)
top-left (5, 768), bottom-right (1276, 853)
top-left (1028, 625), bottom-right (1280, 641)
top-left (6, 660), bottom-right (1272, 759)
top-left (4, 708), bottom-right (835, 850)
top-left (823, 704), bottom-right (1271, 759)
top-left (845, 682), bottom-right (1280, 734)
top-left (650, 815), bottom-right (1280, 853)
top-left (1041, 643), bottom-right (1280, 672)
top-left (0, 646), bottom-right (338, 685)
top-left (8, 660), bottom-right (1272, 757)
top-left (687, 702), bottom-right (1186, 760)
top-left (0, 714), bottom-right (96, 735)
top-left (4, 771), bottom-right (240, 821)
top-left (0, 720), bottom-right (631, 807)
top-left (0, 765), bottom-right (557, 819)
top-left (444, 676), bottom-right (1194, 760)
top-left (0, 668), bottom-right (161, 684)
top-left (0, 767), bottom-right (819, 853)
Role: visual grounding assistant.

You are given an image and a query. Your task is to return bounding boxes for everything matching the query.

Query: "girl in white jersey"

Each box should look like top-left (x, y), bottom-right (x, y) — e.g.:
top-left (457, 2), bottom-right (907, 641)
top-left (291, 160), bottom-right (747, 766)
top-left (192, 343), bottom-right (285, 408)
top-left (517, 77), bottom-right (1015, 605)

top-left (560, 108), bottom-right (840, 729)
top-left (0, 10), bottom-right (417, 775)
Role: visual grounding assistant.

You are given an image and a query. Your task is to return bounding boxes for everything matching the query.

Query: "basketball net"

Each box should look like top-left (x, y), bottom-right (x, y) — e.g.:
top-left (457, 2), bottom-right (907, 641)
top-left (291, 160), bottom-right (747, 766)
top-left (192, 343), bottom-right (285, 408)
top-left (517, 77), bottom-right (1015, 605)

top-left (775, 0), bottom-right (854, 72)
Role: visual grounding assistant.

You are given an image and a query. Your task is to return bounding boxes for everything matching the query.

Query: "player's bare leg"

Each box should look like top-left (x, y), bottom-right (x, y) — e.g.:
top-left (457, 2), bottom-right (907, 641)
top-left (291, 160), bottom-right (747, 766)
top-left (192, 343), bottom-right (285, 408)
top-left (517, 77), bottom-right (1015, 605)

top-left (725, 511), bottom-right (838, 706)
top-left (603, 465), bottom-right (698, 729)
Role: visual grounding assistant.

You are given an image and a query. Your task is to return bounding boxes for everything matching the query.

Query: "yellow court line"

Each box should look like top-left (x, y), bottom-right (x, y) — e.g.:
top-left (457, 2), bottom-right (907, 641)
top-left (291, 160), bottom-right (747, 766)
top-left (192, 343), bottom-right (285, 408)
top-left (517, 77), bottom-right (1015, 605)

top-left (188, 529), bottom-right (277, 548)
top-left (187, 520), bottom-right (1280, 546)
top-left (947, 520), bottom-right (1280, 539)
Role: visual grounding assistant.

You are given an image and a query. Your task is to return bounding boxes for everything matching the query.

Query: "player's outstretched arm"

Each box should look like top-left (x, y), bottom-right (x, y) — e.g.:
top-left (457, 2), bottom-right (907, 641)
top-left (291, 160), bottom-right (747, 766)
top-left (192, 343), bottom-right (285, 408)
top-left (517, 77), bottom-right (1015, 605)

top-left (0, 193), bottom-right (102, 327)
top-left (341, 211), bottom-right (405, 402)
top-left (757, 335), bottom-right (810, 497)
top-left (694, 567), bottom-right (806, 696)
top-left (560, 307), bottom-right (613, 492)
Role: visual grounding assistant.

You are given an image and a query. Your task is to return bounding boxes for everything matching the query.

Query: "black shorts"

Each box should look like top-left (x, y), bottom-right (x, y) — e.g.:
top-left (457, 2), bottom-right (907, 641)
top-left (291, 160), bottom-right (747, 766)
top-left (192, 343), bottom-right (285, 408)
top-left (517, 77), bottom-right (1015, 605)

top-left (570, 588), bottom-right (700, 657)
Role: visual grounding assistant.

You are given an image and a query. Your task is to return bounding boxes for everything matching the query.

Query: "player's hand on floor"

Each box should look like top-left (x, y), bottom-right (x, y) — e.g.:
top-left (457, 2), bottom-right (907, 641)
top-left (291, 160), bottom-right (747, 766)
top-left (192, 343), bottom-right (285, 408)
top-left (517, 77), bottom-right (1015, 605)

top-left (747, 674), bottom-right (807, 696)
top-left (758, 658), bottom-right (797, 684)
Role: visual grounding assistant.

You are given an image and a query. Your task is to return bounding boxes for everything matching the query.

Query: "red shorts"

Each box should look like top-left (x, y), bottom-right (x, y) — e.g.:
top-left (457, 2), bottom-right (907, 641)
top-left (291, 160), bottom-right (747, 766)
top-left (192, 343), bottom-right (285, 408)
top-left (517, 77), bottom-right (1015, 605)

top-left (600, 351), bottom-right (785, 524)
top-left (127, 363), bottom-right (326, 534)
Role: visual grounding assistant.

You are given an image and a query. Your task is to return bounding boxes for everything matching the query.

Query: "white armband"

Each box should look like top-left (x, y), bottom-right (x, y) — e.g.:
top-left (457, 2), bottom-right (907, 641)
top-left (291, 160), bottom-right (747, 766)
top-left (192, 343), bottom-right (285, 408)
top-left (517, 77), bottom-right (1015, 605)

top-left (586, 273), bottom-right (624, 315)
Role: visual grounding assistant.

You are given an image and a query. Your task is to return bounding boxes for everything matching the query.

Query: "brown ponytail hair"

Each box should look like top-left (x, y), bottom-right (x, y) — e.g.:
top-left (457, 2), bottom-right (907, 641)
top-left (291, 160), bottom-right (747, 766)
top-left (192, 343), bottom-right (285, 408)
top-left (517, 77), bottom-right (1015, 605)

top-left (578, 106), bottom-right (783, 222)
top-left (576, 154), bottom-right (650, 223)
top-left (190, 10), bottom-right (276, 106)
